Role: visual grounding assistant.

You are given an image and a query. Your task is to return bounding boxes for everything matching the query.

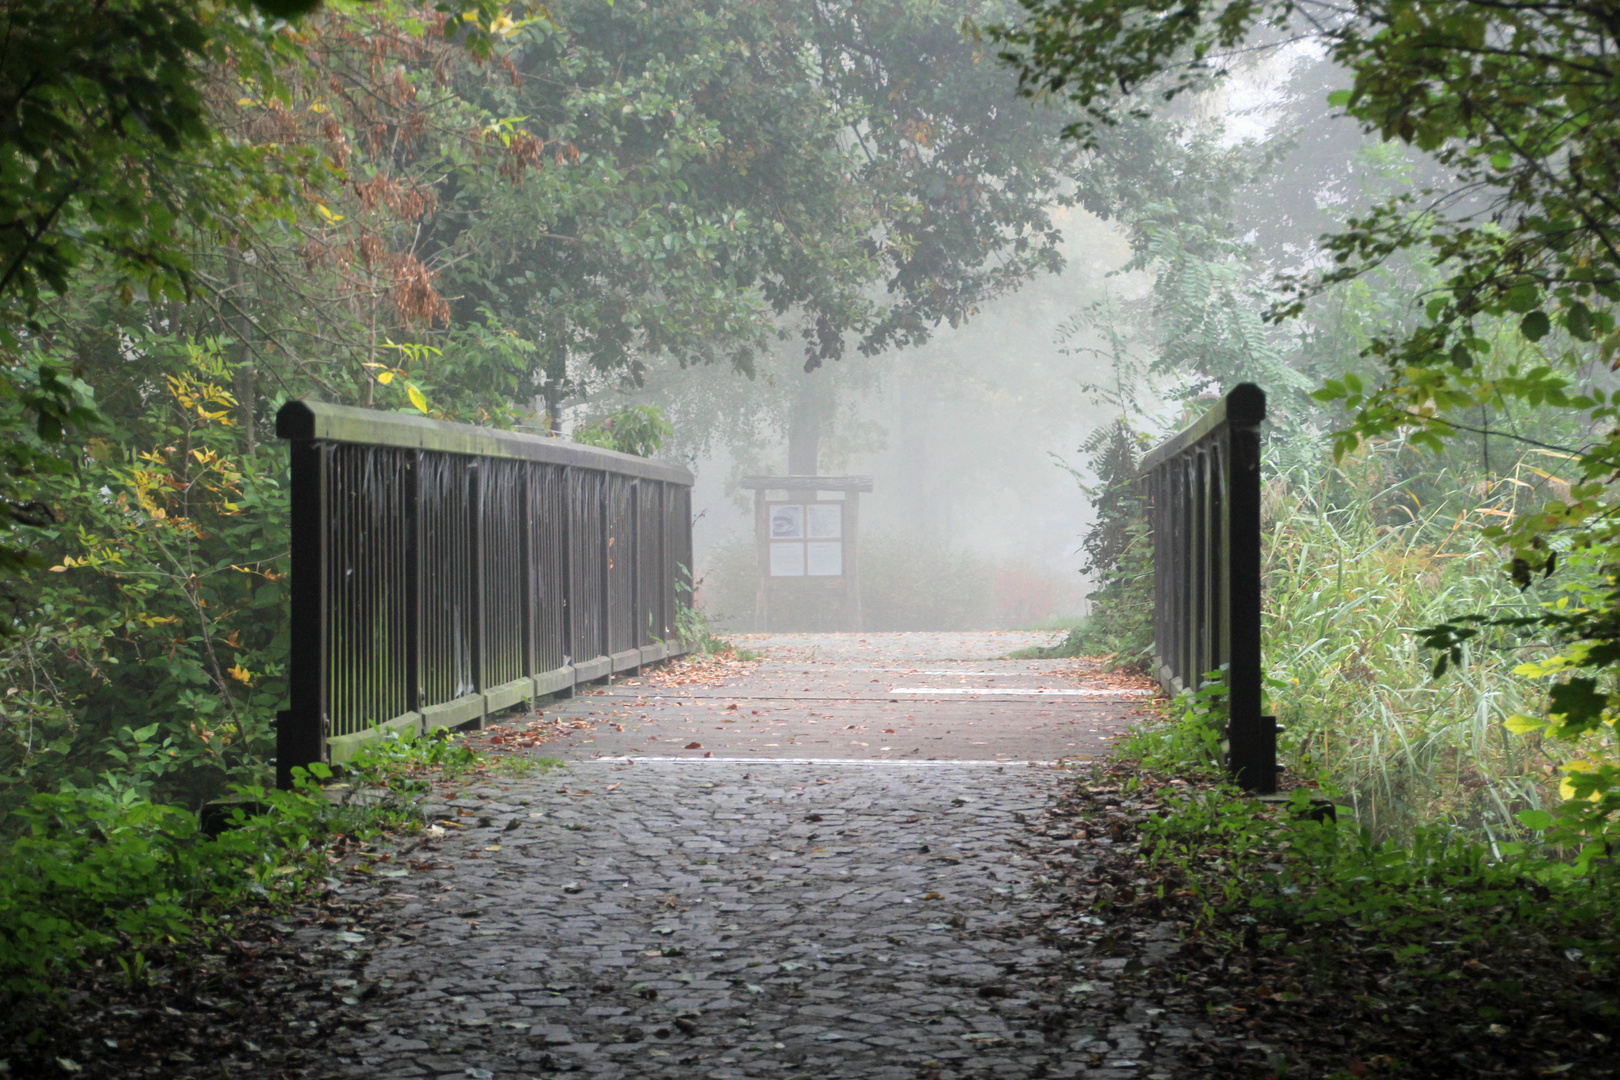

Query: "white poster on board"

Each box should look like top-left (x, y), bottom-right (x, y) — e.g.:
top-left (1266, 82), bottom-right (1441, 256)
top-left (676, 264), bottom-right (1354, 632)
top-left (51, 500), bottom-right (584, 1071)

top-left (806, 503), bottom-right (842, 539)
top-left (770, 504), bottom-right (804, 538)
top-left (770, 542), bottom-right (805, 577)
top-left (806, 541), bottom-right (843, 577)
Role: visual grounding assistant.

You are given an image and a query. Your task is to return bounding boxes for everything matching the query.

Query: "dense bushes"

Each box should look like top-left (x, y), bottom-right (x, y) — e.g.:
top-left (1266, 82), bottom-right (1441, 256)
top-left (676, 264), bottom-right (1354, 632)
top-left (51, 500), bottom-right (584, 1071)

top-left (1, 345), bottom-right (288, 817)
top-left (0, 779), bottom-right (318, 996)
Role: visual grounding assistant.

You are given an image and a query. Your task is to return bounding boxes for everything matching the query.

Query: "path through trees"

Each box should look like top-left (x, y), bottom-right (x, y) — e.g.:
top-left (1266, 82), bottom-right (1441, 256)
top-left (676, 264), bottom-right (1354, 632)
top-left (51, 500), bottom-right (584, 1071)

top-left (304, 633), bottom-right (1194, 1080)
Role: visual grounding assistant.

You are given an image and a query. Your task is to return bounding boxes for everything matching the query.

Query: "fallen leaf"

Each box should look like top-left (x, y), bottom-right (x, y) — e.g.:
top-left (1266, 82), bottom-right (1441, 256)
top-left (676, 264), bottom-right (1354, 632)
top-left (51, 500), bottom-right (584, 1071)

top-left (685, 742), bottom-right (702, 749)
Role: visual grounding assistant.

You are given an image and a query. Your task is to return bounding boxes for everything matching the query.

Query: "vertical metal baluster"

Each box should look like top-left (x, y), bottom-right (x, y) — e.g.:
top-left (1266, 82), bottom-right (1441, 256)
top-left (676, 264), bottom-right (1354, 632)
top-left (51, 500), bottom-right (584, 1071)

top-left (470, 459), bottom-right (484, 725)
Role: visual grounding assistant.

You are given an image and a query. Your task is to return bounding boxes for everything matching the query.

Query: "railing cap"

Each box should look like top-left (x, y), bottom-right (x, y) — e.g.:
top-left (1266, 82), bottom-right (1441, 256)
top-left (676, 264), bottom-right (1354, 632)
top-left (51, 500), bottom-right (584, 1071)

top-left (276, 400), bottom-right (694, 485)
top-left (1138, 383), bottom-right (1265, 474)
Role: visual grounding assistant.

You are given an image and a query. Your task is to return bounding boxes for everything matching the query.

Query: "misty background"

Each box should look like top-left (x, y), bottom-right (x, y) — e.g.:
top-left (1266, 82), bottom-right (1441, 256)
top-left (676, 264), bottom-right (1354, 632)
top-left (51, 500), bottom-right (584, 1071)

top-left (562, 41), bottom-right (1378, 633)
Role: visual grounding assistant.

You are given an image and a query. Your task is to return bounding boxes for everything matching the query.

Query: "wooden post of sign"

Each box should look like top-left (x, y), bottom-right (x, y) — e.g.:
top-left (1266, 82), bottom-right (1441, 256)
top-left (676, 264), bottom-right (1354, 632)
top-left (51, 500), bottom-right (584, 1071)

top-left (844, 489), bottom-right (861, 632)
top-left (752, 486), bottom-right (770, 631)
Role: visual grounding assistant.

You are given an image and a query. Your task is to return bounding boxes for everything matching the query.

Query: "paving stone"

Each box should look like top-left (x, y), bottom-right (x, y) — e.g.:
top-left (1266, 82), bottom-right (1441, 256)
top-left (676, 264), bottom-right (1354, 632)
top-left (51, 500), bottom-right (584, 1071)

top-left (271, 636), bottom-right (1193, 1080)
top-left (298, 757), bottom-right (1199, 1080)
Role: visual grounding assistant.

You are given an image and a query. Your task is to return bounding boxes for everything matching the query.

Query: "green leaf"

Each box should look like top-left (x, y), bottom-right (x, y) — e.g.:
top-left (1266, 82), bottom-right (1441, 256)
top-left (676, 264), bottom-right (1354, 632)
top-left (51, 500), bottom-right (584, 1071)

top-left (1504, 283), bottom-right (1539, 313)
top-left (1326, 89), bottom-right (1352, 107)
top-left (1516, 808), bottom-right (1553, 831)
top-left (1547, 677), bottom-right (1608, 733)
top-left (1565, 302), bottom-right (1593, 342)
top-left (1520, 310), bottom-right (1551, 341)
top-left (1489, 152), bottom-right (1513, 171)
top-left (1503, 714), bottom-right (1545, 735)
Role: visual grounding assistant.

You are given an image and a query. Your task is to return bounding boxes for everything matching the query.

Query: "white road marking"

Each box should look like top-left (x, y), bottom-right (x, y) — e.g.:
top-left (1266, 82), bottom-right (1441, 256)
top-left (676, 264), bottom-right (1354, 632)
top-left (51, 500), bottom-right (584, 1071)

top-left (595, 756), bottom-right (1075, 767)
top-left (846, 668), bottom-right (1071, 676)
top-left (887, 687), bottom-right (1154, 697)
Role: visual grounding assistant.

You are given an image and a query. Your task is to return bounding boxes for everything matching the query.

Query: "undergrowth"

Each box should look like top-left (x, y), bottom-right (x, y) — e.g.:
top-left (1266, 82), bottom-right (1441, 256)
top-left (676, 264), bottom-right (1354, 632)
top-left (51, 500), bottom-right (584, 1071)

top-left (677, 598), bottom-right (758, 660)
top-left (0, 725), bottom-right (542, 1013)
top-left (1110, 684), bottom-right (1620, 1076)
top-left (1067, 435), bottom-right (1583, 841)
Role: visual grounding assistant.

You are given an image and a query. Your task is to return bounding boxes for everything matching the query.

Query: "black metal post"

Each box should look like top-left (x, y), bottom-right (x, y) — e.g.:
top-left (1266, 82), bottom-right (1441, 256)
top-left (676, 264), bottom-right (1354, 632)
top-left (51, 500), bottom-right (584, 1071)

top-left (1225, 388), bottom-right (1271, 792)
top-left (1141, 383), bottom-right (1273, 793)
top-left (279, 439), bottom-right (328, 789)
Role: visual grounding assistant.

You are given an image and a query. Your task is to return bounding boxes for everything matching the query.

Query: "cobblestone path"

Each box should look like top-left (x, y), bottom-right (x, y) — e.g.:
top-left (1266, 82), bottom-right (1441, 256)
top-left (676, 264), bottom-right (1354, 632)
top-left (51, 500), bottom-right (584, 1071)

top-left (534, 631), bottom-right (1154, 763)
top-left (311, 635), bottom-right (1195, 1080)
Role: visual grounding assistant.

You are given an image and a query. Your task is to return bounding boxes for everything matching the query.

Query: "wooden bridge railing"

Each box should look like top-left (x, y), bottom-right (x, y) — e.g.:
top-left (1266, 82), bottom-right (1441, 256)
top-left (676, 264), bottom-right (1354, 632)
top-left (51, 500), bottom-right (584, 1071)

top-left (274, 401), bottom-right (693, 788)
top-left (1140, 383), bottom-right (1274, 792)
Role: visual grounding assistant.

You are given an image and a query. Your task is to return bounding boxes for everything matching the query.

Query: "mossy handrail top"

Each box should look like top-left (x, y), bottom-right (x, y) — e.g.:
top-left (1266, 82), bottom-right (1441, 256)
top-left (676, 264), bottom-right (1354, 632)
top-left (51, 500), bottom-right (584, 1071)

top-left (275, 399), bottom-right (694, 486)
top-left (1138, 383), bottom-right (1265, 474)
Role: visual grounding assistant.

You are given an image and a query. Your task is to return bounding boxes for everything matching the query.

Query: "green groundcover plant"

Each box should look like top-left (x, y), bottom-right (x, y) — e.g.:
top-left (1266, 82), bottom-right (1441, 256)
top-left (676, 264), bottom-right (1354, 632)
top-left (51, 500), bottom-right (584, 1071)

top-left (0, 724), bottom-right (514, 1003)
top-left (1124, 680), bottom-right (1620, 1004)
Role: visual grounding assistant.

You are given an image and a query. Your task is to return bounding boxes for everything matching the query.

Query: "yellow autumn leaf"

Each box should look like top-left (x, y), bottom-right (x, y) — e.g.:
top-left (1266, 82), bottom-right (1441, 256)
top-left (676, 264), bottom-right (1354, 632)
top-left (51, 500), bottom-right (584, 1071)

top-left (1503, 714), bottom-right (1546, 735)
top-left (228, 663), bottom-right (253, 685)
top-left (1514, 652), bottom-right (1581, 678)
top-left (407, 383), bottom-right (429, 414)
top-left (376, 370), bottom-right (394, 385)
top-left (1559, 758), bottom-right (1600, 802)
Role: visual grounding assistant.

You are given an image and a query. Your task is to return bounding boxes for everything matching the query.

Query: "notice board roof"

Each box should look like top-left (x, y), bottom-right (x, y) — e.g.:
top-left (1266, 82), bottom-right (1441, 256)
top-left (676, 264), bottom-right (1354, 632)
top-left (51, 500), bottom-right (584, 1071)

top-left (738, 475), bottom-right (873, 492)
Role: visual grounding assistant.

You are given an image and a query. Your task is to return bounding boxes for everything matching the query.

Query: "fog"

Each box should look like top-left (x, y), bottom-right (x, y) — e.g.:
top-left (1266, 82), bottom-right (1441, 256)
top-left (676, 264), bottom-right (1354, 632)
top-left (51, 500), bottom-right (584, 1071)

top-left (563, 40), bottom-right (1381, 634)
top-left (564, 208), bottom-right (1175, 632)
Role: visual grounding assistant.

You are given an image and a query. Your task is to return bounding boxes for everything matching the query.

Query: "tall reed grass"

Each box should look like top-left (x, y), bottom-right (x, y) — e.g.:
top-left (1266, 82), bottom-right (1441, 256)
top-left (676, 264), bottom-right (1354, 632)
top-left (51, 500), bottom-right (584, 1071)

top-left (1264, 445), bottom-right (1563, 842)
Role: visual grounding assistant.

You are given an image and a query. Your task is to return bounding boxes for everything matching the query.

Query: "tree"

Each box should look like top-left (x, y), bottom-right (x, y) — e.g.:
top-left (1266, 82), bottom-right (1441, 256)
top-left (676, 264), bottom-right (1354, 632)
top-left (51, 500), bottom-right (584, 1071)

top-left (990, 0), bottom-right (1620, 847)
top-left (0, 0), bottom-right (511, 589)
top-left (437, 0), bottom-right (1087, 427)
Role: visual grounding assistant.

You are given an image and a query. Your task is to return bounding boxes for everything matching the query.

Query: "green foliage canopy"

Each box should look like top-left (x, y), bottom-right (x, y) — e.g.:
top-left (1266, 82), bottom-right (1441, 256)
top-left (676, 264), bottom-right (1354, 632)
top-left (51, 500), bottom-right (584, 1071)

top-left (440, 0), bottom-right (1082, 415)
top-left (991, 0), bottom-right (1620, 847)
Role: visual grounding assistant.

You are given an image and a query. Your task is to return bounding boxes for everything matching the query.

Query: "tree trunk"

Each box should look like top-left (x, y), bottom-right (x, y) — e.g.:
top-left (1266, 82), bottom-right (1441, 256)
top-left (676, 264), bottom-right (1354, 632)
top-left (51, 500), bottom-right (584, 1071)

top-left (788, 378), bottom-right (822, 475)
top-left (227, 249), bottom-right (256, 455)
